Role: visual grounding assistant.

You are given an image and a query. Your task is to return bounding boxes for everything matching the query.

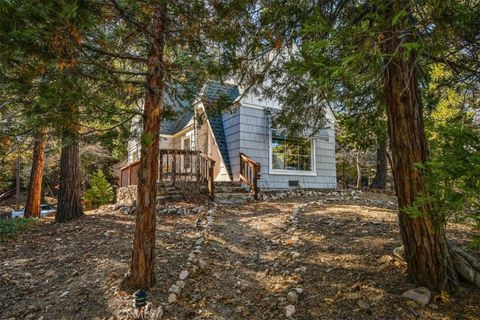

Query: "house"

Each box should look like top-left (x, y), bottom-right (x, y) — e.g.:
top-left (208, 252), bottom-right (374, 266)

top-left (126, 80), bottom-right (336, 191)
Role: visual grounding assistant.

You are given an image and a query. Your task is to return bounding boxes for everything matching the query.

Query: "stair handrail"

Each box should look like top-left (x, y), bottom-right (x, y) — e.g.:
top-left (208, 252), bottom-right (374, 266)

top-left (199, 153), bottom-right (216, 200)
top-left (239, 153), bottom-right (261, 200)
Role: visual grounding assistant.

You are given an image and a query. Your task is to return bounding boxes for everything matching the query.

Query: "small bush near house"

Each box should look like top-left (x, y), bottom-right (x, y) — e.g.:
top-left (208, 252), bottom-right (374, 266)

top-left (84, 170), bottom-right (114, 209)
top-left (0, 218), bottom-right (36, 242)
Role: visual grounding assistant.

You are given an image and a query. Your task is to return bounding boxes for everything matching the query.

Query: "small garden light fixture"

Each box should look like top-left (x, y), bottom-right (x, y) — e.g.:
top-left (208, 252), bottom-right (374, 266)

top-left (133, 289), bottom-right (147, 319)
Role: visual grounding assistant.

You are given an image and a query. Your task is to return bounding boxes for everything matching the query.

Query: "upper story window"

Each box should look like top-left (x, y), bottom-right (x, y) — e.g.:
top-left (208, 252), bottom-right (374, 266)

top-left (271, 130), bottom-right (314, 173)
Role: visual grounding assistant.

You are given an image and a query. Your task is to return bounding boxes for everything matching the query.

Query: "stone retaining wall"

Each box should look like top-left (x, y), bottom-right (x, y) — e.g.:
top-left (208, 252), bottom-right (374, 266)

top-left (116, 185), bottom-right (137, 206)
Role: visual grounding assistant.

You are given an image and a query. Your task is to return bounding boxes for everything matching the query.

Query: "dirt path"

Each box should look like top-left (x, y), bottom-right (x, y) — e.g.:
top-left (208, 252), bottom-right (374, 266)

top-left (0, 193), bottom-right (479, 320)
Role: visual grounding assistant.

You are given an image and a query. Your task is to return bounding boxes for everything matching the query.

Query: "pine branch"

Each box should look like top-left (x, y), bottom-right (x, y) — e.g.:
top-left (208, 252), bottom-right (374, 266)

top-left (81, 43), bottom-right (147, 63)
top-left (78, 113), bottom-right (137, 136)
top-left (109, 0), bottom-right (153, 38)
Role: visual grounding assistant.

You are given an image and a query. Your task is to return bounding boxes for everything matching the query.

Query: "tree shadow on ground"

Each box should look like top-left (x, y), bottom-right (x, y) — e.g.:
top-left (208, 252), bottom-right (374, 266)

top-left (0, 209), bottom-right (202, 319)
top-left (170, 198), bottom-right (480, 320)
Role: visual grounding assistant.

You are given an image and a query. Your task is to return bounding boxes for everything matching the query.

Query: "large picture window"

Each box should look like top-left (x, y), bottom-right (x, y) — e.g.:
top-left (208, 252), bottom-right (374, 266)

top-left (271, 131), bottom-right (313, 172)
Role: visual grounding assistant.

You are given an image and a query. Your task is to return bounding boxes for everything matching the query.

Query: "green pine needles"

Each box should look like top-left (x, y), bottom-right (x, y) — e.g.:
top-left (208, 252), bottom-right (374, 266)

top-left (84, 170), bottom-right (114, 209)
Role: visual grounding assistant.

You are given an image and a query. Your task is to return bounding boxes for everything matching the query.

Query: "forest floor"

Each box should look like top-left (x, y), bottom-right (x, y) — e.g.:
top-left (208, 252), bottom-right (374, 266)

top-left (0, 191), bottom-right (479, 320)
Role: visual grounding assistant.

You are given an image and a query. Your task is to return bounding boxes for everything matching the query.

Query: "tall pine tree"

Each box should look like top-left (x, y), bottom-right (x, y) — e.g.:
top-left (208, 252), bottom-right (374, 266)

top-left (74, 0), bottom-right (241, 289)
top-left (226, 0), bottom-right (480, 291)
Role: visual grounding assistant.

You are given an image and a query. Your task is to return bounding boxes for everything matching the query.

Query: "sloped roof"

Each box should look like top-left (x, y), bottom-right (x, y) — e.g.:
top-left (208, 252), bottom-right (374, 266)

top-left (200, 80), bottom-right (240, 102)
top-left (160, 110), bottom-right (193, 135)
top-left (159, 87), bottom-right (195, 135)
top-left (156, 81), bottom-right (240, 179)
top-left (158, 81), bottom-right (239, 135)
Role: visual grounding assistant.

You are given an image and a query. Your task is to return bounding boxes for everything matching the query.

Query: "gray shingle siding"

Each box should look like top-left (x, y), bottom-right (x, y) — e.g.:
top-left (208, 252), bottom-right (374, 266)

top-left (222, 109), bottom-right (241, 179)
top-left (232, 105), bottom-right (337, 190)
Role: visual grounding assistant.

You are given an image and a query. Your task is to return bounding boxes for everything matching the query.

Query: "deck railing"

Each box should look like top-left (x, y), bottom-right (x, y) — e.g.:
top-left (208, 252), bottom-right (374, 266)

top-left (199, 153), bottom-right (216, 199)
top-left (159, 149), bottom-right (215, 199)
top-left (120, 149), bottom-right (216, 199)
top-left (239, 152), bottom-right (261, 200)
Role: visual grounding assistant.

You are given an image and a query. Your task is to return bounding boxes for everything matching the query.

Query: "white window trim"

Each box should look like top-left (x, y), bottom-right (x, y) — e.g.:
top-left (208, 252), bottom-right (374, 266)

top-left (268, 130), bottom-right (317, 176)
top-left (181, 134), bottom-right (192, 150)
top-left (180, 133), bottom-right (194, 172)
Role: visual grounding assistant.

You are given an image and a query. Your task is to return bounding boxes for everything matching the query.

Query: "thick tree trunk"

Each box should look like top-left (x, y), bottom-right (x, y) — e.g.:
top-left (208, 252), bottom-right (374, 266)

top-left (24, 129), bottom-right (47, 218)
top-left (56, 123), bottom-right (83, 222)
top-left (382, 1), bottom-right (458, 292)
top-left (370, 139), bottom-right (387, 189)
top-left (121, 4), bottom-right (165, 290)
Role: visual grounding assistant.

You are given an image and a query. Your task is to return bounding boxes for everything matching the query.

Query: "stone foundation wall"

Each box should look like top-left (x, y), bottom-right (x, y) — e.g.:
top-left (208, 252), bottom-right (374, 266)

top-left (116, 185), bottom-right (137, 206)
top-left (116, 182), bottom-right (201, 205)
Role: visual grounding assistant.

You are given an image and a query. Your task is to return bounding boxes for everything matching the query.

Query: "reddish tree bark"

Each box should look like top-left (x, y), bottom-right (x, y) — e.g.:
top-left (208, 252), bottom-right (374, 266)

top-left (382, 1), bottom-right (458, 292)
top-left (56, 120), bottom-right (83, 223)
top-left (24, 129), bottom-right (47, 218)
top-left (121, 4), bottom-right (166, 290)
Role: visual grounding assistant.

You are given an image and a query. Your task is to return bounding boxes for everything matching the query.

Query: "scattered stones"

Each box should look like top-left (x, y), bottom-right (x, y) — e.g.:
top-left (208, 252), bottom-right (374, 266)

top-left (154, 306), bottom-right (164, 319)
top-left (44, 269), bottom-right (55, 277)
top-left (167, 293), bottom-right (177, 303)
top-left (234, 306), bottom-right (244, 313)
top-left (291, 251), bottom-right (301, 259)
top-left (2, 187), bottom-right (422, 319)
top-left (284, 304), bottom-right (296, 317)
top-left (169, 284), bottom-right (181, 295)
top-left (357, 297), bottom-right (371, 311)
top-left (175, 280), bottom-right (185, 288)
top-left (401, 287), bottom-right (431, 307)
top-left (287, 291), bottom-right (298, 304)
top-left (157, 206), bottom-right (194, 216)
top-left (195, 237), bottom-right (204, 246)
top-left (119, 206), bottom-right (131, 215)
top-left (294, 287), bottom-right (304, 294)
top-left (179, 270), bottom-right (188, 280)
top-left (259, 189), bottom-right (397, 209)
top-left (197, 258), bottom-right (207, 271)
top-left (160, 207), bottom-right (215, 308)
top-left (294, 266), bottom-right (307, 273)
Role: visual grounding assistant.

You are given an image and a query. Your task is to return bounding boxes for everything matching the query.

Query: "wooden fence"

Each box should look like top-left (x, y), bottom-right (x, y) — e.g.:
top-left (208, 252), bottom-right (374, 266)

top-left (119, 161), bottom-right (140, 187)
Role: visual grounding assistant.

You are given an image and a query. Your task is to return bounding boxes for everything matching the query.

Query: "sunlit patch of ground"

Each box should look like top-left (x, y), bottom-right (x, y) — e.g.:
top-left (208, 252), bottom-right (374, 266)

top-left (0, 194), bottom-right (478, 319)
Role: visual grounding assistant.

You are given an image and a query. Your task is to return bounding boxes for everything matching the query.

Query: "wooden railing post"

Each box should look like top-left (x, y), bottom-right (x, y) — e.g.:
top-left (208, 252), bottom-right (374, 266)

top-left (172, 152), bottom-right (177, 182)
top-left (127, 164), bottom-right (131, 186)
top-left (208, 161), bottom-right (215, 200)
